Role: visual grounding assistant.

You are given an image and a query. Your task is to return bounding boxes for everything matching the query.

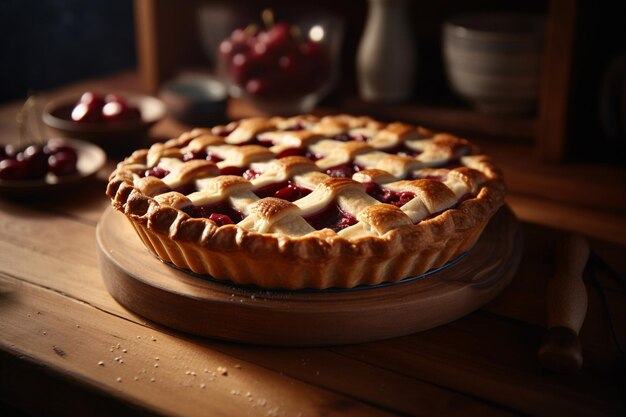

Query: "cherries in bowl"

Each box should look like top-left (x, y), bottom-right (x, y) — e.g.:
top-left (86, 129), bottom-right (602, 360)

top-left (43, 91), bottom-right (166, 151)
top-left (215, 8), bottom-right (344, 115)
top-left (0, 138), bottom-right (106, 197)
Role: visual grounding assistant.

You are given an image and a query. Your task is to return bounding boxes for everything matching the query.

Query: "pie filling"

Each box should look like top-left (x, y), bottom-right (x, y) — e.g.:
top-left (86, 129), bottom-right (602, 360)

top-left (254, 181), bottom-right (312, 201)
top-left (182, 201), bottom-right (243, 224)
top-left (325, 163), bottom-right (365, 178)
top-left (304, 204), bottom-right (358, 232)
top-left (364, 182), bottom-right (415, 207)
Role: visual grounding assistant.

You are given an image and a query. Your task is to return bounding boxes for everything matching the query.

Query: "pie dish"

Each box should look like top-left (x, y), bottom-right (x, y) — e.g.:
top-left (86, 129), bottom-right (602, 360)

top-left (106, 115), bottom-right (505, 289)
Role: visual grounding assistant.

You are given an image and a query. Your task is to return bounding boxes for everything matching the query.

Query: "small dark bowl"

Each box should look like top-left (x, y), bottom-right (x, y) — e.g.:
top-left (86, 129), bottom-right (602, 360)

top-left (159, 77), bottom-right (228, 126)
top-left (42, 93), bottom-right (166, 152)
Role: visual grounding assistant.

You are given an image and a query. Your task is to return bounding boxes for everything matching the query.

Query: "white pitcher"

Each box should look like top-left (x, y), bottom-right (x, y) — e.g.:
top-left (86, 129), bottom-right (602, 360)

top-left (357, 0), bottom-right (416, 102)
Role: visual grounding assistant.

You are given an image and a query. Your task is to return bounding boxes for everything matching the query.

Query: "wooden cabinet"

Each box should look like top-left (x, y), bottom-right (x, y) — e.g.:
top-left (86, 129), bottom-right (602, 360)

top-left (135, 0), bottom-right (626, 165)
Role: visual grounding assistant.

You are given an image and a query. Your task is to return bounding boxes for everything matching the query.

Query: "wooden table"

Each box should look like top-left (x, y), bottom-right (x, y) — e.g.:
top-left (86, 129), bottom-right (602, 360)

top-left (1, 72), bottom-right (625, 417)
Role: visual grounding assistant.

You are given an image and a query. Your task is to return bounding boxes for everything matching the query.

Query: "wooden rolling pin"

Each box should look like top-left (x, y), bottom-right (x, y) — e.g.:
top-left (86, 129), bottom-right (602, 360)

top-left (538, 234), bottom-right (589, 373)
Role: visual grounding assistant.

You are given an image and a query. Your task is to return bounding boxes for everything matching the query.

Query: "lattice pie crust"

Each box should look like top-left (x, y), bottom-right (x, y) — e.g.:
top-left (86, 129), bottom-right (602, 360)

top-left (107, 115), bottom-right (506, 289)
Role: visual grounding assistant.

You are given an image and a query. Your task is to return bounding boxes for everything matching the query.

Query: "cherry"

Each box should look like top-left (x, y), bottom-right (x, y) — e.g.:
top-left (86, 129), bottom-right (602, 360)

top-left (326, 163), bottom-right (359, 178)
top-left (0, 158), bottom-right (28, 180)
top-left (206, 153), bottom-right (223, 163)
top-left (48, 151), bottom-right (78, 177)
top-left (1, 143), bottom-right (18, 160)
top-left (144, 167), bottom-right (170, 178)
top-left (19, 145), bottom-right (49, 179)
top-left (231, 53), bottom-right (257, 85)
top-left (265, 22), bottom-right (291, 49)
top-left (102, 95), bottom-right (141, 122)
top-left (182, 150), bottom-right (207, 161)
top-left (242, 168), bottom-right (263, 180)
top-left (71, 92), bottom-right (105, 122)
top-left (219, 166), bottom-right (245, 176)
top-left (208, 213), bottom-right (234, 226)
top-left (276, 148), bottom-right (304, 158)
top-left (304, 204), bottom-right (356, 232)
top-left (245, 78), bottom-right (268, 95)
top-left (273, 182), bottom-right (310, 202)
top-left (71, 102), bottom-right (103, 122)
top-left (336, 212), bottom-right (358, 230)
top-left (79, 91), bottom-right (105, 106)
top-left (365, 182), bottom-right (415, 207)
top-left (44, 140), bottom-right (78, 159)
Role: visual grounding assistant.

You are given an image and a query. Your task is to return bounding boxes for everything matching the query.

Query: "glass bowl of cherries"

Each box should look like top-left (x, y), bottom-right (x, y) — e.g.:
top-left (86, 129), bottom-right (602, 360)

top-left (216, 9), bottom-right (344, 115)
top-left (43, 91), bottom-right (166, 151)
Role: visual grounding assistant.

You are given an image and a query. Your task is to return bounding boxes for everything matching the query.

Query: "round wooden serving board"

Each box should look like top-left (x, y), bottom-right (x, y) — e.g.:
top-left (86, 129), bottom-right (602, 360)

top-left (97, 206), bottom-right (522, 346)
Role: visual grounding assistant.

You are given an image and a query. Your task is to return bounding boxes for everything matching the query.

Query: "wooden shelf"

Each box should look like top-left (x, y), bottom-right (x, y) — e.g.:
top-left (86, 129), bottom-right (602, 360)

top-left (331, 96), bottom-right (537, 142)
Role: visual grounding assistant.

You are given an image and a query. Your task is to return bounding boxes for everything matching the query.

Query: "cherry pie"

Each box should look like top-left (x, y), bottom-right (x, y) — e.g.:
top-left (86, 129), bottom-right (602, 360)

top-left (107, 115), bottom-right (505, 289)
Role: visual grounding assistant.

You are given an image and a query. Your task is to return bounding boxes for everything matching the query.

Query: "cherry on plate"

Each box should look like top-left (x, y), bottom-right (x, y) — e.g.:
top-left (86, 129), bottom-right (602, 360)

top-left (0, 158), bottom-right (28, 180)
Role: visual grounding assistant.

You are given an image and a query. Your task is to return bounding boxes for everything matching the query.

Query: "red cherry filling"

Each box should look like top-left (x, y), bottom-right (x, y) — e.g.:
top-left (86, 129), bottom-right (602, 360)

top-left (325, 163), bottom-right (364, 178)
top-left (254, 181), bottom-right (311, 202)
top-left (276, 148), bottom-right (305, 159)
top-left (144, 167), bottom-right (170, 178)
top-left (365, 183), bottom-right (415, 207)
top-left (242, 168), bottom-right (263, 180)
top-left (182, 150), bottom-right (223, 163)
top-left (273, 182), bottom-right (311, 201)
top-left (183, 201), bottom-right (242, 224)
top-left (208, 213), bottom-right (234, 226)
top-left (220, 166), bottom-right (245, 176)
top-left (304, 204), bottom-right (357, 232)
top-left (305, 151), bottom-right (323, 161)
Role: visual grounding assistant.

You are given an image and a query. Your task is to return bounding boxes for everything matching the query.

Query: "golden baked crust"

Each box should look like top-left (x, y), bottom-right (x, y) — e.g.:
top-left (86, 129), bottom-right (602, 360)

top-left (107, 114), bottom-right (506, 289)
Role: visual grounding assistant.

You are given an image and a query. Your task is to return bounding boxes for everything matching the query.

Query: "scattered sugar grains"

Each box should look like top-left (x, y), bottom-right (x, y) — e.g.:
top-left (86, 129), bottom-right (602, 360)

top-left (98, 361), bottom-right (105, 366)
top-left (200, 383), bottom-right (206, 389)
top-left (116, 377), bottom-right (122, 383)
top-left (217, 366), bottom-right (228, 376)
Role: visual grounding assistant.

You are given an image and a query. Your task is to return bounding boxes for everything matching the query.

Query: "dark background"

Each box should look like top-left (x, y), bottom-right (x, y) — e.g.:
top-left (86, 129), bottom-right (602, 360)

top-left (0, 0), bottom-right (136, 103)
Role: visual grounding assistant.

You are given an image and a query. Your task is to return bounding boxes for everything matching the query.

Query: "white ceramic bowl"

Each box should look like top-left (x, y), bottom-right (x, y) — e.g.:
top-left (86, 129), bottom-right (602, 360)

top-left (443, 12), bottom-right (545, 116)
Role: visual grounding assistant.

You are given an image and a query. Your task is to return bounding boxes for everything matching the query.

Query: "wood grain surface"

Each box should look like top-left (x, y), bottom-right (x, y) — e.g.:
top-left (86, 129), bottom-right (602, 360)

top-left (1, 71), bottom-right (625, 417)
